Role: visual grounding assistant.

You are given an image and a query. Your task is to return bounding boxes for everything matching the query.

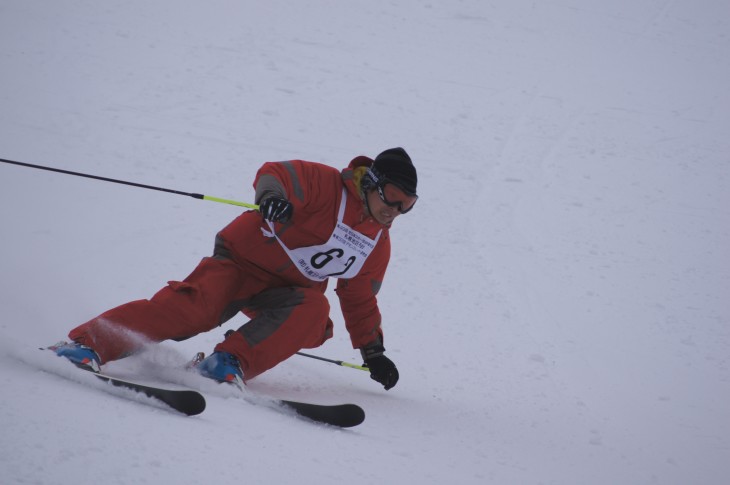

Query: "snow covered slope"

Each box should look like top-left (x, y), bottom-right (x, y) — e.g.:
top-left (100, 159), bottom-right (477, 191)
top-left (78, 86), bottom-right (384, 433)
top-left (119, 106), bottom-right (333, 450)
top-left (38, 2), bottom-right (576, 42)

top-left (1, 1), bottom-right (728, 483)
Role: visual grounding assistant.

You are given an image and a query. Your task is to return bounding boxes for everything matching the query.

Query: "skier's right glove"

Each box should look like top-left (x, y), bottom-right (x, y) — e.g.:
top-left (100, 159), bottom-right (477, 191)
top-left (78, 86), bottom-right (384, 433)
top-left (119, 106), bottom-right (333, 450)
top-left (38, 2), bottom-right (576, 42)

top-left (259, 196), bottom-right (293, 223)
top-left (362, 344), bottom-right (399, 391)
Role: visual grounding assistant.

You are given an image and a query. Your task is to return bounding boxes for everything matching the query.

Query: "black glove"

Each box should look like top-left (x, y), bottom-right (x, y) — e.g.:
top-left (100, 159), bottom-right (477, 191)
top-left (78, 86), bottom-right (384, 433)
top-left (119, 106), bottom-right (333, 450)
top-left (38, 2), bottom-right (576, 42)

top-left (362, 344), bottom-right (399, 390)
top-left (259, 196), bottom-right (293, 223)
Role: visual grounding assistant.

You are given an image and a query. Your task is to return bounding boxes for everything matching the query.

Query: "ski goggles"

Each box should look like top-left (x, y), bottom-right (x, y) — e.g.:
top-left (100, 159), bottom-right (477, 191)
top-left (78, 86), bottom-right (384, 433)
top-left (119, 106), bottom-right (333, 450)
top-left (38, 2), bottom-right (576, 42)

top-left (374, 177), bottom-right (418, 214)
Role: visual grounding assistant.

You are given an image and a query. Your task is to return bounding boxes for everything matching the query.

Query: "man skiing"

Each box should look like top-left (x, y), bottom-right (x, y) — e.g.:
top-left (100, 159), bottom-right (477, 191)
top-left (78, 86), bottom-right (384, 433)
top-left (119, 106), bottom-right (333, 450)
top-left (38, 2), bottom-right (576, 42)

top-left (52, 147), bottom-right (417, 391)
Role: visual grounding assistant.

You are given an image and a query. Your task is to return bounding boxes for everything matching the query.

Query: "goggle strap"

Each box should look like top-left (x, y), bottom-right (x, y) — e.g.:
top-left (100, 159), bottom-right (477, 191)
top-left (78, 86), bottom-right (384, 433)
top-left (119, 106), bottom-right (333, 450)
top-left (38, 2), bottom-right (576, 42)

top-left (366, 167), bottom-right (381, 186)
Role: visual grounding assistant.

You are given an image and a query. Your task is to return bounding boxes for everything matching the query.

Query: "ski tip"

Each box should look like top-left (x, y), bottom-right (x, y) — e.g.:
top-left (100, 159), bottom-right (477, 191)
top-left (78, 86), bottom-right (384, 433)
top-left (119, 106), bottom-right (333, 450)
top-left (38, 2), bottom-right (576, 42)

top-left (179, 392), bottom-right (207, 416)
top-left (338, 404), bottom-right (365, 428)
top-left (282, 401), bottom-right (365, 428)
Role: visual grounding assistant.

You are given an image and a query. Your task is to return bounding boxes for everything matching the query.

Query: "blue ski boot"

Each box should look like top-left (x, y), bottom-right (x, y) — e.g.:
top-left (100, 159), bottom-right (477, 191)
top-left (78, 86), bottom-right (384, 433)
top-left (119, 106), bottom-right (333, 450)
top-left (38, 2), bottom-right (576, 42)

top-left (49, 341), bottom-right (101, 373)
top-left (196, 352), bottom-right (244, 389)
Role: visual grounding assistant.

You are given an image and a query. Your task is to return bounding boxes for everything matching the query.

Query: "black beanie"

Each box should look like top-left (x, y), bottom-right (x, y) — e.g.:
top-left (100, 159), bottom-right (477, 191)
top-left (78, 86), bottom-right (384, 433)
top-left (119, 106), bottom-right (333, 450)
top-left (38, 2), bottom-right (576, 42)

top-left (372, 147), bottom-right (418, 196)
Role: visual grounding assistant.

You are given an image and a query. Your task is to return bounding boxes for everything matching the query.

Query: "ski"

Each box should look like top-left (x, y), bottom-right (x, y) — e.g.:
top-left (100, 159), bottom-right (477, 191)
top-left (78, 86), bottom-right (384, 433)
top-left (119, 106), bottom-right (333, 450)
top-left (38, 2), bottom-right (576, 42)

top-left (41, 347), bottom-right (206, 416)
top-left (276, 399), bottom-right (365, 428)
top-left (188, 352), bottom-right (365, 427)
top-left (89, 372), bottom-right (206, 416)
top-left (43, 347), bottom-right (364, 425)
top-left (93, 371), bottom-right (364, 426)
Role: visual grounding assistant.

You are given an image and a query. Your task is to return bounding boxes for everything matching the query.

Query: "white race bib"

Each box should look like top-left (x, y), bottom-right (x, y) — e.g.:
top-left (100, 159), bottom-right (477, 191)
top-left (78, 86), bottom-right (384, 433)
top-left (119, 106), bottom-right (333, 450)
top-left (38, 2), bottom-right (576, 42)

top-left (262, 189), bottom-right (381, 281)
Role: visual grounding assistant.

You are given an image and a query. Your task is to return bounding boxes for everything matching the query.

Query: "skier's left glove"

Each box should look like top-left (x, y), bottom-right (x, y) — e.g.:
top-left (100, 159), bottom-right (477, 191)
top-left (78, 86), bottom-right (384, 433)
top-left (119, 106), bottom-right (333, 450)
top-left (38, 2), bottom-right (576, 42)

top-left (259, 196), bottom-right (293, 223)
top-left (362, 344), bottom-right (399, 390)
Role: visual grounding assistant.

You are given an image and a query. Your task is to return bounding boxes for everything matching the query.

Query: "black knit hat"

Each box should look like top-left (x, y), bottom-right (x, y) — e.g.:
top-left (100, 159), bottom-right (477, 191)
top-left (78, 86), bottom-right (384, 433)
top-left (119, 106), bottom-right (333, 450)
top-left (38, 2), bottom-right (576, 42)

top-left (372, 147), bottom-right (418, 196)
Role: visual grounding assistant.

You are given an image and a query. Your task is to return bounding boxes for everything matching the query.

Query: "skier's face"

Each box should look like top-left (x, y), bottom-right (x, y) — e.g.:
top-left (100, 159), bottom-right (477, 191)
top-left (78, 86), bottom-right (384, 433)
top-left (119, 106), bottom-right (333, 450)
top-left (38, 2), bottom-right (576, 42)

top-left (375, 182), bottom-right (418, 214)
top-left (366, 183), bottom-right (416, 226)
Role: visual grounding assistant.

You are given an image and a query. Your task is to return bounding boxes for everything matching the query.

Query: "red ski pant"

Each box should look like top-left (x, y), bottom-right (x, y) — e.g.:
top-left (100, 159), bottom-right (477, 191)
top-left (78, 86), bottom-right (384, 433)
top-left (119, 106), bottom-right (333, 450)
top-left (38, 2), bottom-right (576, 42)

top-left (69, 256), bottom-right (333, 380)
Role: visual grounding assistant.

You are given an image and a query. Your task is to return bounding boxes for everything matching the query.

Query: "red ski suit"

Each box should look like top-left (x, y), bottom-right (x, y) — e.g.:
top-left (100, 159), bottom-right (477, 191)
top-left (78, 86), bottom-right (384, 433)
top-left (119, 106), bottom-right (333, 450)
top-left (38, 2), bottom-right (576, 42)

top-left (69, 158), bottom-right (390, 380)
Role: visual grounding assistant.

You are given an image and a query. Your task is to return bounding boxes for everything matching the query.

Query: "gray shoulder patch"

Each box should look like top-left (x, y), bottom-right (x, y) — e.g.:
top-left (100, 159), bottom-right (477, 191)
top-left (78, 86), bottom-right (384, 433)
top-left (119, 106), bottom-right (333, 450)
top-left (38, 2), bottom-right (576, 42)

top-left (281, 161), bottom-right (305, 202)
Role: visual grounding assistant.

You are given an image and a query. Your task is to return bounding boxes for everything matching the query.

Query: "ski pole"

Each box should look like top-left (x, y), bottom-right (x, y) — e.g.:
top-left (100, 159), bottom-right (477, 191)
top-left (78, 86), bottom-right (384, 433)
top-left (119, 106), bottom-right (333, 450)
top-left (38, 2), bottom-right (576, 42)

top-left (0, 157), bottom-right (259, 210)
top-left (295, 351), bottom-right (369, 372)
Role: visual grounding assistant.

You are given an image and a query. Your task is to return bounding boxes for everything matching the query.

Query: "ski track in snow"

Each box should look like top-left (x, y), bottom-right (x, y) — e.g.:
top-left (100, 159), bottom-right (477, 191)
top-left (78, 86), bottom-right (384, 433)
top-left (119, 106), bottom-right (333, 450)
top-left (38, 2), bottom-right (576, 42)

top-left (1, 1), bottom-right (729, 484)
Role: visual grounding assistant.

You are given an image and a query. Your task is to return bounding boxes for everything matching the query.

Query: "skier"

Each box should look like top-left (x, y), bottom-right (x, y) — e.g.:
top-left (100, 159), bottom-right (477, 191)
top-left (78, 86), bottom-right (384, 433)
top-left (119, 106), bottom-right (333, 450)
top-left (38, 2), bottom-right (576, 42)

top-left (51, 147), bottom-right (417, 391)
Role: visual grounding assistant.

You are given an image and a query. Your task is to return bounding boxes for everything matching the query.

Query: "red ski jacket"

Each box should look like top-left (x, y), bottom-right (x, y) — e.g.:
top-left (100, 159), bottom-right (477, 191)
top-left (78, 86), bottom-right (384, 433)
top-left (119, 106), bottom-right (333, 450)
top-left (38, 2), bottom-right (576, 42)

top-left (216, 156), bottom-right (390, 350)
